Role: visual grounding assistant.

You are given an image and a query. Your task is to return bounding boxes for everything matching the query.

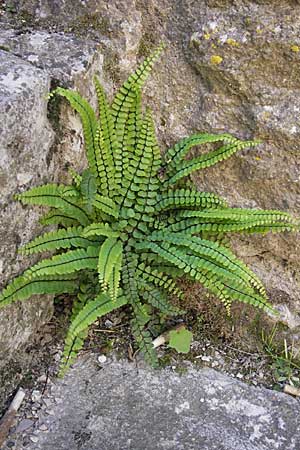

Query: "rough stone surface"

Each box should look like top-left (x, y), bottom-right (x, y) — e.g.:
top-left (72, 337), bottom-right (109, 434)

top-left (0, 0), bottom-right (300, 409)
top-left (0, 31), bottom-right (104, 410)
top-left (24, 357), bottom-right (300, 450)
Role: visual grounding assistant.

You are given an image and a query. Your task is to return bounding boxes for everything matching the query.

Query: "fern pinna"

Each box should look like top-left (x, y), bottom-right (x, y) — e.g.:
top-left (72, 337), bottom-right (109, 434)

top-left (1, 45), bottom-right (298, 374)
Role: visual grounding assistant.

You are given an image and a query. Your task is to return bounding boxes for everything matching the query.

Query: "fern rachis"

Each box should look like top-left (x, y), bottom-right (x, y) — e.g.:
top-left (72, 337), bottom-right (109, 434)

top-left (1, 45), bottom-right (299, 374)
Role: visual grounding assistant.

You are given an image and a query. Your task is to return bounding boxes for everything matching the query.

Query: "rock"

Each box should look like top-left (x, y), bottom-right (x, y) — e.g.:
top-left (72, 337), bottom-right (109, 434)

top-left (16, 419), bottom-right (34, 433)
top-left (0, 28), bottom-right (104, 411)
top-left (0, 0), bottom-right (300, 411)
top-left (31, 390), bottom-right (42, 403)
top-left (97, 355), bottom-right (107, 364)
top-left (27, 357), bottom-right (300, 450)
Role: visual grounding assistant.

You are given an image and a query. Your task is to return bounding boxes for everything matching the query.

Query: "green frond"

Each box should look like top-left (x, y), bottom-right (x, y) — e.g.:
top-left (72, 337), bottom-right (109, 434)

top-left (93, 193), bottom-right (119, 218)
top-left (82, 222), bottom-right (120, 239)
top-left (119, 110), bottom-right (161, 215)
top-left (111, 43), bottom-right (164, 133)
top-left (164, 132), bottom-right (236, 169)
top-left (94, 76), bottom-right (117, 161)
top-left (19, 226), bottom-right (100, 255)
top-left (80, 169), bottom-right (97, 213)
top-left (165, 139), bottom-right (259, 186)
top-left (138, 280), bottom-right (183, 316)
top-left (148, 231), bottom-right (267, 298)
top-left (68, 168), bottom-right (82, 189)
top-left (131, 305), bottom-right (159, 367)
top-left (24, 246), bottom-right (99, 279)
top-left (164, 216), bottom-right (298, 235)
top-left (114, 90), bottom-right (143, 196)
top-left (93, 126), bottom-right (115, 197)
top-left (59, 292), bottom-right (128, 375)
top-left (16, 184), bottom-right (91, 226)
top-left (137, 263), bottom-right (183, 298)
top-left (0, 274), bottom-right (78, 309)
top-left (39, 210), bottom-right (80, 227)
top-left (52, 88), bottom-right (100, 181)
top-left (108, 252), bottom-right (122, 301)
top-left (97, 237), bottom-right (123, 291)
top-left (155, 189), bottom-right (227, 212)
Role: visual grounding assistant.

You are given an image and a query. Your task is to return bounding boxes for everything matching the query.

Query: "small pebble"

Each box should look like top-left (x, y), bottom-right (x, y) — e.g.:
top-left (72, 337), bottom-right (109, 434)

top-left (37, 374), bottom-right (48, 383)
top-left (31, 390), bottom-right (42, 402)
top-left (236, 373), bottom-right (243, 379)
top-left (98, 355), bottom-right (107, 364)
top-left (6, 440), bottom-right (15, 448)
top-left (30, 436), bottom-right (39, 443)
top-left (39, 423), bottom-right (48, 431)
top-left (46, 409), bottom-right (55, 415)
top-left (43, 398), bottom-right (53, 408)
top-left (16, 419), bottom-right (34, 433)
top-left (201, 355), bottom-right (212, 362)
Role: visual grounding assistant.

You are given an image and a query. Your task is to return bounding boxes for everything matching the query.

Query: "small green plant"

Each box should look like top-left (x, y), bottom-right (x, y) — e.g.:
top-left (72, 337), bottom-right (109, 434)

top-left (0, 45), bottom-right (298, 375)
top-left (261, 325), bottom-right (300, 388)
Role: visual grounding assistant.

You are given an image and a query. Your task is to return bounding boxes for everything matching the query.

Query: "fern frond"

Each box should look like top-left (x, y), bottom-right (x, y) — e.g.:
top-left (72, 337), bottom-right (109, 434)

top-left (111, 43), bottom-right (164, 132)
top-left (114, 90), bottom-right (143, 197)
top-left (131, 314), bottom-right (159, 367)
top-left (93, 193), bottom-right (119, 218)
top-left (80, 169), bottom-right (97, 212)
top-left (155, 189), bottom-right (227, 212)
top-left (137, 263), bottom-right (183, 298)
top-left (39, 210), bottom-right (79, 227)
top-left (52, 88), bottom-right (101, 181)
top-left (108, 252), bottom-right (122, 301)
top-left (68, 168), bottom-right (82, 189)
top-left (165, 217), bottom-right (298, 235)
top-left (165, 139), bottom-right (259, 185)
top-left (97, 237), bottom-right (123, 291)
top-left (24, 246), bottom-right (99, 279)
top-left (16, 184), bottom-right (90, 226)
top-left (164, 132), bottom-right (236, 169)
top-left (59, 293), bottom-right (128, 375)
top-left (82, 222), bottom-right (120, 239)
top-left (148, 231), bottom-right (267, 297)
top-left (138, 280), bottom-right (183, 316)
top-left (119, 110), bottom-right (161, 219)
top-left (19, 226), bottom-right (100, 255)
top-left (0, 274), bottom-right (78, 308)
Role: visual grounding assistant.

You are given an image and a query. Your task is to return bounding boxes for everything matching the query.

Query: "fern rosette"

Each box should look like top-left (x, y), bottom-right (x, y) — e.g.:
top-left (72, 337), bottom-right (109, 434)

top-left (1, 45), bottom-right (298, 375)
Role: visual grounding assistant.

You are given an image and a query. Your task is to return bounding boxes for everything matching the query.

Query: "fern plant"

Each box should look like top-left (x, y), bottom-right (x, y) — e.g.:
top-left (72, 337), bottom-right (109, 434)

top-left (1, 45), bottom-right (298, 375)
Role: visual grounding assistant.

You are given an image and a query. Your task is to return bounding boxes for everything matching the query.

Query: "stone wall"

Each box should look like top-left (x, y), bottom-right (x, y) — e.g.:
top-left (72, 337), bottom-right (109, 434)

top-left (0, 0), bottom-right (299, 406)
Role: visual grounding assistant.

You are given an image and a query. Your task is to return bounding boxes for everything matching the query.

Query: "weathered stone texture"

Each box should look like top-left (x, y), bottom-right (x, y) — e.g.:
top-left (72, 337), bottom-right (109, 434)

top-left (0, 32), bottom-right (104, 409)
top-left (0, 0), bottom-right (299, 406)
top-left (28, 357), bottom-right (300, 450)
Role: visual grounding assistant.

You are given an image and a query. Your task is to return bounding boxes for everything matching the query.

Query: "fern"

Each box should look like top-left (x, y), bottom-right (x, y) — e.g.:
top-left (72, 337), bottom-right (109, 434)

top-left (1, 46), bottom-right (298, 374)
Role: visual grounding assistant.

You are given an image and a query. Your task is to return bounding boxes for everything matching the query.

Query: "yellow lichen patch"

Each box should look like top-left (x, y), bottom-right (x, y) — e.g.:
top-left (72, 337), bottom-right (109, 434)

top-left (203, 33), bottom-right (211, 40)
top-left (226, 38), bottom-right (239, 47)
top-left (291, 45), bottom-right (300, 53)
top-left (211, 43), bottom-right (216, 49)
top-left (254, 156), bottom-right (261, 161)
top-left (210, 55), bottom-right (223, 65)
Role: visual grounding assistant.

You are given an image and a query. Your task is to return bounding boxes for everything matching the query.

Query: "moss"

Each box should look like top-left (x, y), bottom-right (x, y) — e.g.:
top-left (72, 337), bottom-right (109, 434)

top-left (103, 49), bottom-right (121, 84)
top-left (138, 32), bottom-right (159, 58)
top-left (68, 13), bottom-right (110, 37)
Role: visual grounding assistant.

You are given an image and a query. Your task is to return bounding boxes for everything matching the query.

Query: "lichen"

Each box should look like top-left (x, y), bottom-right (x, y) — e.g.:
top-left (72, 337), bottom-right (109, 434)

top-left (210, 55), bottom-right (223, 65)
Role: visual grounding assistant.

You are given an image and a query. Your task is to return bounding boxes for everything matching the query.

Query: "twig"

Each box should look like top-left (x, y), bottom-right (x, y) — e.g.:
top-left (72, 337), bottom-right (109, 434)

top-left (0, 388), bottom-right (25, 446)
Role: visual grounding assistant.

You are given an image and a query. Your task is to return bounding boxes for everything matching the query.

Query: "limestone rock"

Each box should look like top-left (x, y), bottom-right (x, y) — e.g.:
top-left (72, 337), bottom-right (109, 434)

top-left (27, 357), bottom-right (300, 450)
top-left (0, 32), bottom-right (104, 410)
